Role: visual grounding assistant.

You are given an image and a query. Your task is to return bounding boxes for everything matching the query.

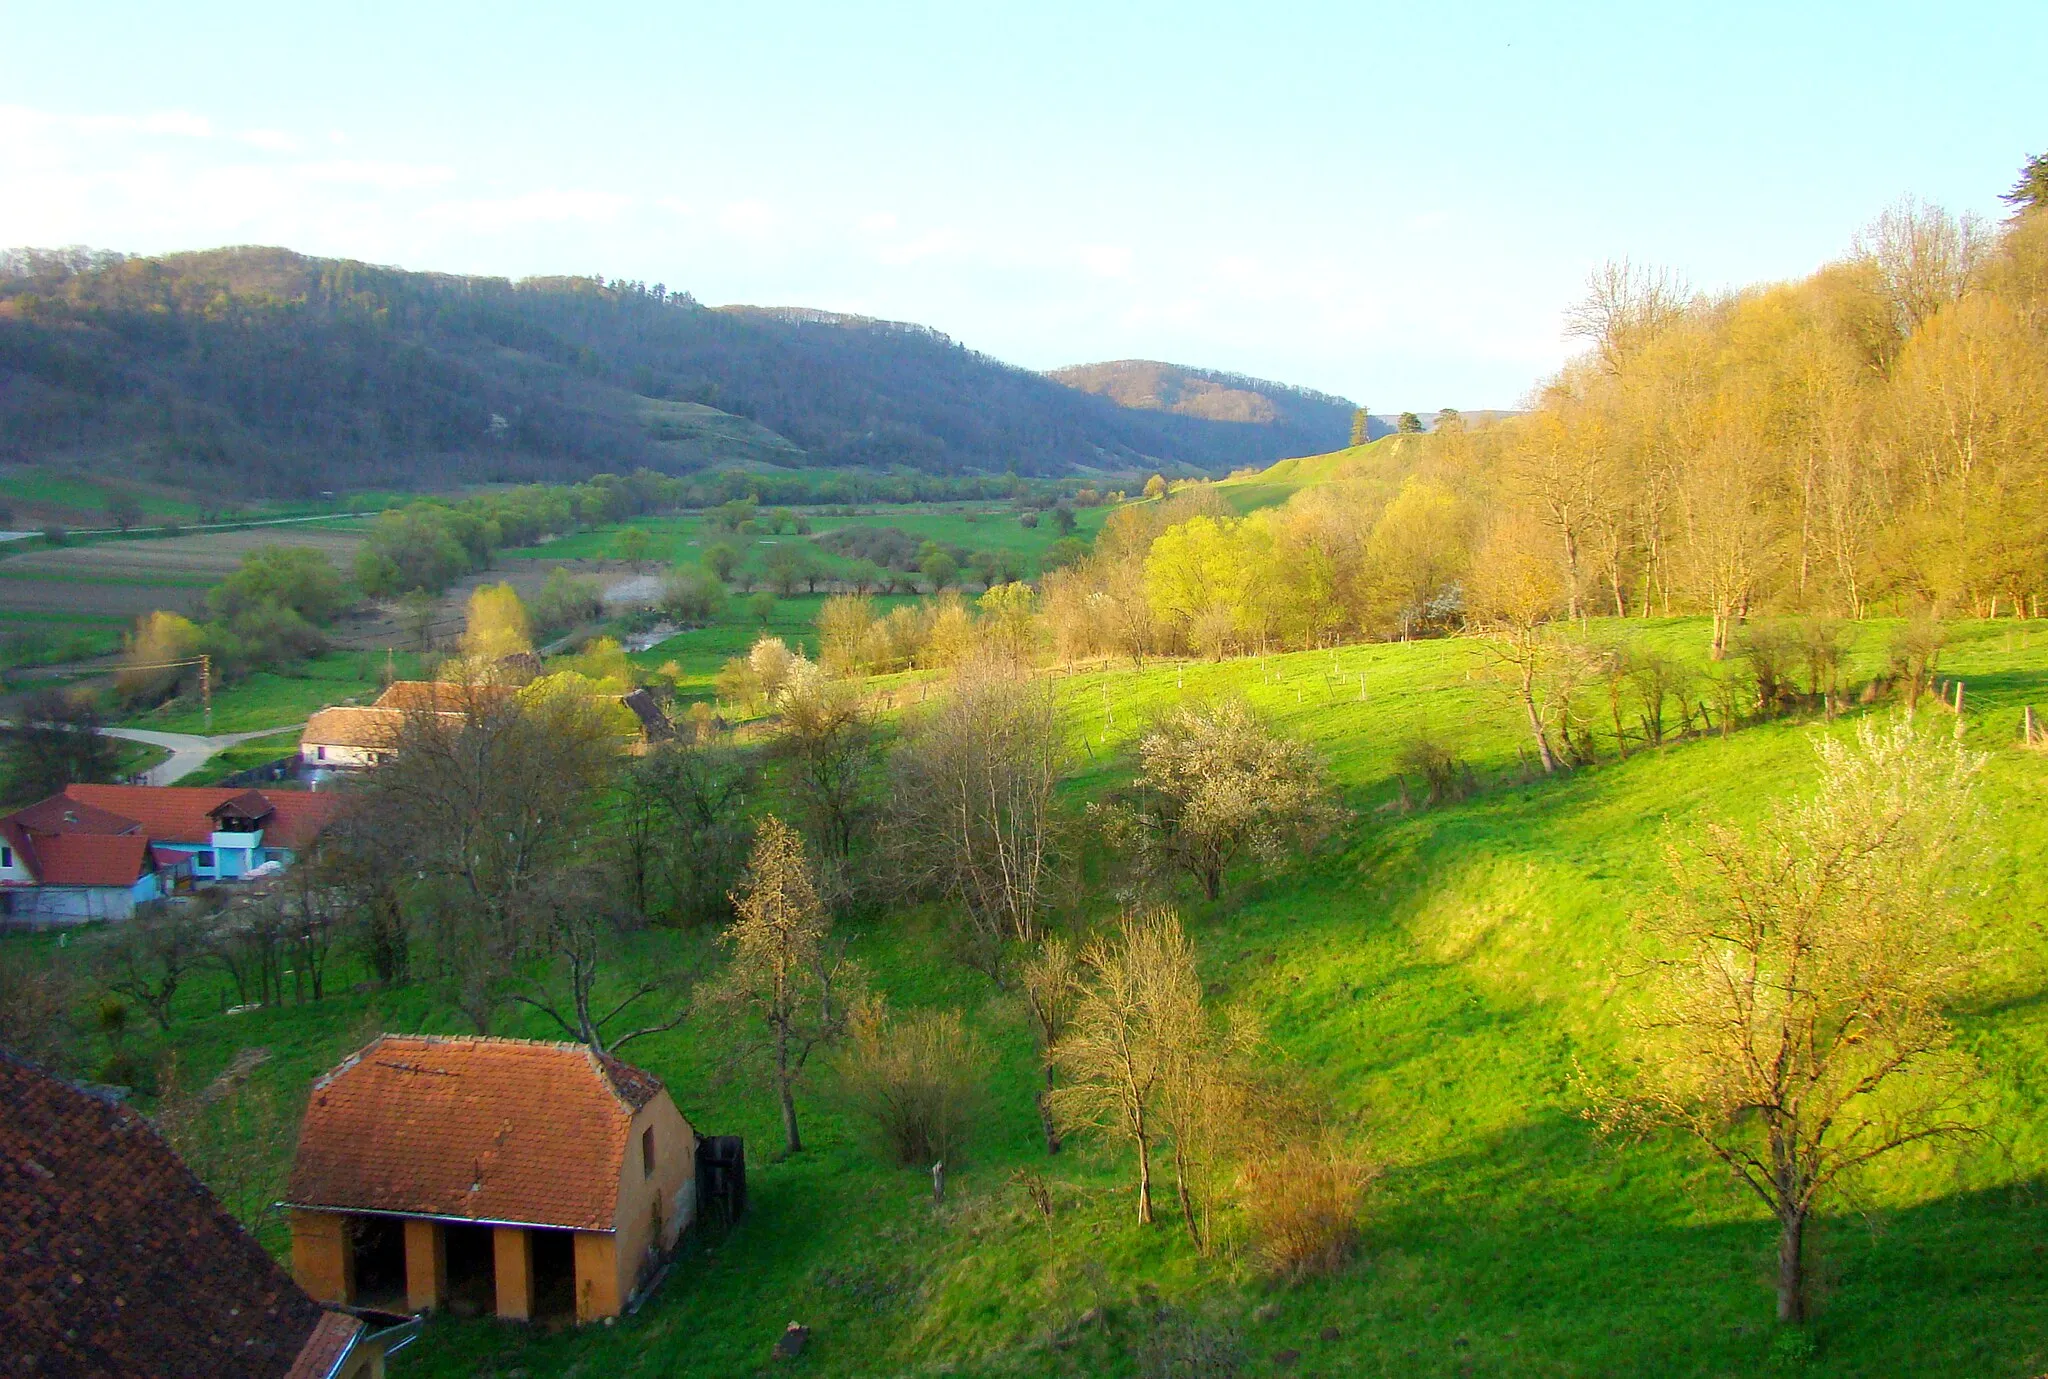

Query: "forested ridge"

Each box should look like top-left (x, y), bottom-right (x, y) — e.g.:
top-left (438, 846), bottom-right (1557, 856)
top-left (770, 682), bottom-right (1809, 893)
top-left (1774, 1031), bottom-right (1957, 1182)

top-left (1046, 196), bottom-right (2048, 667)
top-left (0, 246), bottom-right (1355, 496)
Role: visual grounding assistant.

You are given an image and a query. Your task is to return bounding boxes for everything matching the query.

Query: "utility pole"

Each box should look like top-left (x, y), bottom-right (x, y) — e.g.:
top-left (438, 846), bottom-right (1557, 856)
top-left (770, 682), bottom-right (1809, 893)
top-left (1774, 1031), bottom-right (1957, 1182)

top-left (200, 653), bottom-right (212, 734)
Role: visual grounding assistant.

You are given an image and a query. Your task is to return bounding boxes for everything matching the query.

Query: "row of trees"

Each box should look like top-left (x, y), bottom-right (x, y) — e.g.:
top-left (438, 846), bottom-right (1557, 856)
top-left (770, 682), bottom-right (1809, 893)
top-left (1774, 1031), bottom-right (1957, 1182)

top-left (1033, 193), bottom-right (2048, 664)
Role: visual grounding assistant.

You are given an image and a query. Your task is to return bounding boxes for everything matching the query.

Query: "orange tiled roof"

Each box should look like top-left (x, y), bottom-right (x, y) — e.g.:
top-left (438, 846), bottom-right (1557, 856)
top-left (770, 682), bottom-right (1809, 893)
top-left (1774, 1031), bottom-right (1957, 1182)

top-left (282, 1309), bottom-right (364, 1379)
top-left (62, 784), bottom-right (339, 851)
top-left (286, 1035), bottom-right (666, 1232)
top-left (373, 681), bottom-right (514, 712)
top-left (300, 706), bottom-right (407, 750)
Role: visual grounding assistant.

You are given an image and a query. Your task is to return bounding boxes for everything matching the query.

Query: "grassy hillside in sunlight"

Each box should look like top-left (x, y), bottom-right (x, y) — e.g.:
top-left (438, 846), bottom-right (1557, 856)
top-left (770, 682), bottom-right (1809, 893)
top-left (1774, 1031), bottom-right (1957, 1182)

top-left (17, 616), bottom-right (2048, 1377)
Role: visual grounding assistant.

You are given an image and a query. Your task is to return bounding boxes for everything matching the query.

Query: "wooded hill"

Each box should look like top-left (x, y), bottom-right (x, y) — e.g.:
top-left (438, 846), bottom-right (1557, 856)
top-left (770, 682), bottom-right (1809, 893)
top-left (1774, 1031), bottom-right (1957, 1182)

top-left (1046, 359), bottom-right (1365, 443)
top-left (0, 247), bottom-right (1358, 497)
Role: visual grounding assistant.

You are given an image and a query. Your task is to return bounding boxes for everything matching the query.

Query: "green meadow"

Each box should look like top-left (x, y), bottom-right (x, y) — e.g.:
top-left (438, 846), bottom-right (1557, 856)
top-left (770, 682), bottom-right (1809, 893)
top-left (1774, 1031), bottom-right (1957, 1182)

top-left (17, 615), bottom-right (2048, 1377)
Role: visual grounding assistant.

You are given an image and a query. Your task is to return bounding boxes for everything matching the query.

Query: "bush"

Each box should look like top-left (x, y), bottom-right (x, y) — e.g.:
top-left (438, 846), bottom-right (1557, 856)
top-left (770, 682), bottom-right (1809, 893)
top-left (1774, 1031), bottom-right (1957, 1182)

top-left (1237, 1140), bottom-right (1374, 1277)
top-left (1393, 731), bottom-right (1471, 806)
top-left (836, 1004), bottom-right (989, 1166)
top-left (660, 567), bottom-right (727, 625)
top-left (95, 1046), bottom-right (160, 1094)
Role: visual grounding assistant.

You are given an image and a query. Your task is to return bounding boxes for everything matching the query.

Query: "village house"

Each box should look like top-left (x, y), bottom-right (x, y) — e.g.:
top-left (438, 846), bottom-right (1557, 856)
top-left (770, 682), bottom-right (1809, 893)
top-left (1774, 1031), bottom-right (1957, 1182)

top-left (2, 1050), bottom-right (414, 1379)
top-left (285, 1034), bottom-right (698, 1324)
top-left (300, 680), bottom-right (673, 777)
top-left (0, 784), bottom-right (338, 925)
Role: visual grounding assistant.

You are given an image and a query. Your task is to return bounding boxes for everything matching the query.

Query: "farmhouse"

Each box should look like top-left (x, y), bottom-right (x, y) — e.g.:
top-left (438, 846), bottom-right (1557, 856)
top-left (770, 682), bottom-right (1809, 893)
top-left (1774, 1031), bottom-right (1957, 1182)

top-left (300, 681), bottom-right (673, 774)
top-left (0, 784), bottom-right (338, 925)
top-left (1, 1050), bottom-right (413, 1379)
top-left (286, 1035), bottom-right (699, 1324)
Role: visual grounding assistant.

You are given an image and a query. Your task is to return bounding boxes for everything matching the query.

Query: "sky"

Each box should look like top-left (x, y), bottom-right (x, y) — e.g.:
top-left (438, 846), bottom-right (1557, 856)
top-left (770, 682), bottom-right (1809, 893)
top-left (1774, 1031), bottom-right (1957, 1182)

top-left (1, 2), bottom-right (2040, 410)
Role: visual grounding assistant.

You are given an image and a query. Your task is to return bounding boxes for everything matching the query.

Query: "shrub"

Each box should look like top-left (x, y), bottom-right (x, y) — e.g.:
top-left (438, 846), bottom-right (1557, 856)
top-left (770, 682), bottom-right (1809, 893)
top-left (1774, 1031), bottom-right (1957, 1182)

top-left (836, 1004), bottom-right (989, 1167)
top-left (1237, 1140), bottom-right (1374, 1277)
top-left (1393, 731), bottom-right (1471, 806)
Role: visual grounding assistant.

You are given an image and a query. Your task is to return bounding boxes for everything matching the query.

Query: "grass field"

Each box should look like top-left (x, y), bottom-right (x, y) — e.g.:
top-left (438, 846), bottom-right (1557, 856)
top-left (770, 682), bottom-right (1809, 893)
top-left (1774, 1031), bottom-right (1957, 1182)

top-left (178, 729), bottom-right (305, 785)
top-left (503, 502), bottom-right (1109, 580)
top-left (129, 649), bottom-right (427, 736)
top-left (14, 615), bottom-right (2048, 1377)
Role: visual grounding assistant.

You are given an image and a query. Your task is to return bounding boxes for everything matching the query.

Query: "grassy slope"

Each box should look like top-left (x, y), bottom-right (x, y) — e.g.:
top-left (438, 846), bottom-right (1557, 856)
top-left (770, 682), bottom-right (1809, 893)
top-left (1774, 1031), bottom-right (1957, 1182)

top-left (25, 617), bottom-right (2048, 1378)
top-left (1213, 435), bottom-right (1435, 515)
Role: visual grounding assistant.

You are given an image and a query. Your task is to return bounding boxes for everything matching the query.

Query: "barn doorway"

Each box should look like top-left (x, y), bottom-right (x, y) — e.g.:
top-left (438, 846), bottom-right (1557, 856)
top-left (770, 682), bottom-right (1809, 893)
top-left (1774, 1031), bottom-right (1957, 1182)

top-left (347, 1216), bottom-right (406, 1309)
top-left (443, 1224), bottom-right (497, 1317)
top-left (531, 1228), bottom-right (578, 1326)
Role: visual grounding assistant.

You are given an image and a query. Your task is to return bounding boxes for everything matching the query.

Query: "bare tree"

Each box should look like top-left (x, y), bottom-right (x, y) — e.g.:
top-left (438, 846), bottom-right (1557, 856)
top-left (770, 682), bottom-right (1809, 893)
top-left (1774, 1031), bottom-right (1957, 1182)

top-left (513, 872), bottom-right (691, 1053)
top-left (1469, 510), bottom-right (1569, 772)
top-left (698, 816), bottom-right (863, 1155)
top-left (1050, 912), bottom-right (1178, 1224)
top-left (1565, 257), bottom-right (1691, 375)
top-left (1020, 937), bottom-right (1078, 1154)
top-left (99, 901), bottom-right (207, 1032)
top-left (891, 663), bottom-right (1065, 977)
top-left (353, 678), bottom-right (621, 1030)
top-left (1588, 720), bottom-right (1987, 1326)
top-left (771, 669), bottom-right (881, 862)
top-left (1856, 198), bottom-right (1989, 337)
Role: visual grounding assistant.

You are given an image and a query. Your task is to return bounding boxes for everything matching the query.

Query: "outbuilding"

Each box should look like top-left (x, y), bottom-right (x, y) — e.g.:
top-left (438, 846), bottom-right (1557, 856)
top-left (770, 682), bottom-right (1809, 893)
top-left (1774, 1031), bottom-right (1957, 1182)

top-left (285, 1034), bottom-right (698, 1324)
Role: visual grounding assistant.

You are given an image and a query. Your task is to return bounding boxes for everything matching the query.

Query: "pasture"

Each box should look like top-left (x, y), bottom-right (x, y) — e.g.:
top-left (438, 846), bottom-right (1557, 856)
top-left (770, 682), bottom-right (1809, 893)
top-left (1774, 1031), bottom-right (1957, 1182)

top-left (13, 616), bottom-right (2048, 1377)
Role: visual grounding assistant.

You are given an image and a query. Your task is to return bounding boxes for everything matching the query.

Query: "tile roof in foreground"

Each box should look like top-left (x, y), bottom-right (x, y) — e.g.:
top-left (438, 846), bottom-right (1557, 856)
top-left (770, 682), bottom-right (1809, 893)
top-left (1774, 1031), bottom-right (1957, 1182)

top-left (0, 1050), bottom-right (351, 1379)
top-left (286, 1034), bottom-right (665, 1232)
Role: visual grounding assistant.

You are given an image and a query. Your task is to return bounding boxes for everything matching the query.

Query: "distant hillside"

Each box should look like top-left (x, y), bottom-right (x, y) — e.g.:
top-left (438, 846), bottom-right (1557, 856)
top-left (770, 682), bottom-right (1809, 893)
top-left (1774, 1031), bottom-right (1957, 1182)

top-left (0, 247), bottom-right (1349, 498)
top-left (1048, 359), bottom-right (1359, 454)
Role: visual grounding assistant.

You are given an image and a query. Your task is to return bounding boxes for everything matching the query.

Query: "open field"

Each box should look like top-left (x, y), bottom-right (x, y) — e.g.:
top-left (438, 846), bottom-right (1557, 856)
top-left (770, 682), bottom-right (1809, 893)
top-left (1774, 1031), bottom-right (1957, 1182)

top-left (0, 524), bottom-right (370, 625)
top-left (502, 501), bottom-right (1110, 577)
top-left (13, 615), bottom-right (2048, 1377)
top-left (126, 649), bottom-right (426, 736)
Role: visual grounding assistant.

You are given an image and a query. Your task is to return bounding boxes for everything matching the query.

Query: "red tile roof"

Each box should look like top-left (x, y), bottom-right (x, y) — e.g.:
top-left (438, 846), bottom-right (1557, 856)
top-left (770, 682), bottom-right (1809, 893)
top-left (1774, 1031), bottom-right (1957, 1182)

top-left (61, 784), bottom-right (340, 850)
top-left (0, 1050), bottom-right (332, 1379)
top-left (286, 1035), bottom-right (666, 1232)
top-left (29, 833), bottom-right (152, 887)
top-left (9, 794), bottom-right (143, 837)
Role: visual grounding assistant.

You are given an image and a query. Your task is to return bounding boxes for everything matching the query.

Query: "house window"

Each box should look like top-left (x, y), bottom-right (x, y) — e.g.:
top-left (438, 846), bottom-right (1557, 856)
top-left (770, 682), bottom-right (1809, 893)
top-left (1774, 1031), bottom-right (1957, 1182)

top-left (196, 850), bottom-right (215, 869)
top-left (1, 846), bottom-right (11, 869)
top-left (642, 1126), bottom-right (656, 1178)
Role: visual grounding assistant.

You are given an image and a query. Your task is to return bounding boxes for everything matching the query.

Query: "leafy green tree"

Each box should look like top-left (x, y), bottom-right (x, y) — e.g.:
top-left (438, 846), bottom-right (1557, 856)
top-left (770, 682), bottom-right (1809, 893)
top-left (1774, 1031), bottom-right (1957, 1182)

top-left (208, 545), bottom-right (348, 625)
top-left (1397, 412), bottom-right (1424, 434)
top-left (1348, 407), bottom-right (1370, 447)
top-left (920, 550), bottom-right (959, 591)
top-left (1051, 504), bottom-right (1078, 535)
top-left (702, 541), bottom-right (741, 583)
top-left (616, 527), bottom-right (654, 568)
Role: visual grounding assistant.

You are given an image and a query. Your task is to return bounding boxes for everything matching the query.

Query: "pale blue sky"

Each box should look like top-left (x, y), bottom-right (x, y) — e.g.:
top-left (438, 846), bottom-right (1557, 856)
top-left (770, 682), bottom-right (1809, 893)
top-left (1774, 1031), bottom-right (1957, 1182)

top-left (1, 2), bottom-right (2039, 408)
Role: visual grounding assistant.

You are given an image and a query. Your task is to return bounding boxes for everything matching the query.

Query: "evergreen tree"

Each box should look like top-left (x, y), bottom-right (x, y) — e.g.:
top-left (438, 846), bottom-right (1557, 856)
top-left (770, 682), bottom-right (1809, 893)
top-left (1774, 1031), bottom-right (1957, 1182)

top-left (1348, 408), bottom-right (1371, 447)
top-left (2004, 151), bottom-right (2048, 215)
